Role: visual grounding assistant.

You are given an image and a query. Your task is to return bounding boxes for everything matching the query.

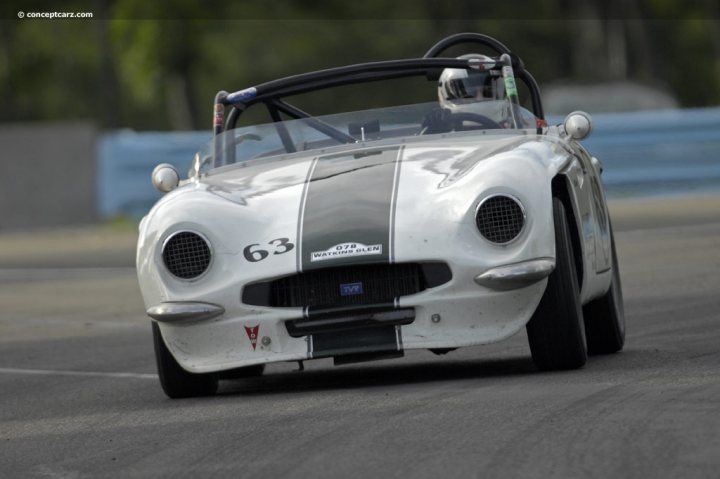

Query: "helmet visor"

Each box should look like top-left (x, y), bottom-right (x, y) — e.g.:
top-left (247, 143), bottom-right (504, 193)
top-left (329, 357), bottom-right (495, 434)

top-left (444, 72), bottom-right (498, 101)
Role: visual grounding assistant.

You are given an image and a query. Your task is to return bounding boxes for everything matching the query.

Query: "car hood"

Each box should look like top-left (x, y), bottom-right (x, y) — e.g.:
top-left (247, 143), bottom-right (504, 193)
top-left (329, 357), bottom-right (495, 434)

top-left (201, 134), bottom-right (567, 204)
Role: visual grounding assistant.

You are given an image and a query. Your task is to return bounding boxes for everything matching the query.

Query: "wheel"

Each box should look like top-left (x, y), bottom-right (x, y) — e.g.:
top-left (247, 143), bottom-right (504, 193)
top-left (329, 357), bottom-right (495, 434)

top-left (152, 322), bottom-right (218, 399)
top-left (526, 198), bottom-right (588, 370)
top-left (583, 223), bottom-right (625, 354)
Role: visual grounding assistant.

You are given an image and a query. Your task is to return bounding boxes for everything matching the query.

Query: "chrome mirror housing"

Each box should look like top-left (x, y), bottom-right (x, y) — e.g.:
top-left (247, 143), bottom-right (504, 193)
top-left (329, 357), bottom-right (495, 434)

top-left (151, 163), bottom-right (180, 193)
top-left (563, 111), bottom-right (593, 140)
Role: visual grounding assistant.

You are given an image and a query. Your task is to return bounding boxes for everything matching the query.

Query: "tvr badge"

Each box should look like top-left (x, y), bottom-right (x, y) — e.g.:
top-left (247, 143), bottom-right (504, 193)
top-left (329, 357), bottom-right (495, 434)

top-left (340, 282), bottom-right (364, 296)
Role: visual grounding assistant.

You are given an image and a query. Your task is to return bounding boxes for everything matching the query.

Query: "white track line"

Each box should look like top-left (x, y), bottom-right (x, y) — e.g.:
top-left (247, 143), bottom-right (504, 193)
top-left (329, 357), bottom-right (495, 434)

top-left (0, 367), bottom-right (156, 380)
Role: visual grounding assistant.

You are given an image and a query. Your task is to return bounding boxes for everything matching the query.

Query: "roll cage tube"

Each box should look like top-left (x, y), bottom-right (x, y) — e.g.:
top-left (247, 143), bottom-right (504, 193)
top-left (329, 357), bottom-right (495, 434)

top-left (424, 32), bottom-right (512, 57)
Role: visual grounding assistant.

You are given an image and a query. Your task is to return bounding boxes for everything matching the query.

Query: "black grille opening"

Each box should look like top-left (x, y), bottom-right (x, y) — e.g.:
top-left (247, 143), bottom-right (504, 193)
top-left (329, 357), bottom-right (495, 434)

top-left (476, 195), bottom-right (525, 244)
top-left (162, 231), bottom-right (211, 279)
top-left (243, 262), bottom-right (451, 309)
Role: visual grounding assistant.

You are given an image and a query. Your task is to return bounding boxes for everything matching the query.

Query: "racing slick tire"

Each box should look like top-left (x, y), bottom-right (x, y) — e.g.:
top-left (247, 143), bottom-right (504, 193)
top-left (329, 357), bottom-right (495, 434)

top-left (526, 198), bottom-right (588, 370)
top-left (152, 322), bottom-right (219, 399)
top-left (583, 224), bottom-right (625, 355)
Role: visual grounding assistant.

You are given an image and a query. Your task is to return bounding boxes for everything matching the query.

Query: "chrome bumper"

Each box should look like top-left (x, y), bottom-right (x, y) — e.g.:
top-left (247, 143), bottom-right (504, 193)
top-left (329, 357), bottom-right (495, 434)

top-left (147, 302), bottom-right (225, 324)
top-left (474, 258), bottom-right (555, 290)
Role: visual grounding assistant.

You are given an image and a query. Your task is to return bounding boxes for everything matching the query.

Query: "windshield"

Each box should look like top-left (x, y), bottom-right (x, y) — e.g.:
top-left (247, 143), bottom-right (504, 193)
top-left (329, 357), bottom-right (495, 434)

top-left (191, 100), bottom-right (538, 177)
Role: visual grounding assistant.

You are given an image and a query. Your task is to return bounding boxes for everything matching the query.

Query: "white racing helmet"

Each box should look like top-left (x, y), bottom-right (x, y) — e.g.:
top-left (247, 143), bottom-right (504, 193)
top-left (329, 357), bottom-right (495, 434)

top-left (438, 54), bottom-right (504, 110)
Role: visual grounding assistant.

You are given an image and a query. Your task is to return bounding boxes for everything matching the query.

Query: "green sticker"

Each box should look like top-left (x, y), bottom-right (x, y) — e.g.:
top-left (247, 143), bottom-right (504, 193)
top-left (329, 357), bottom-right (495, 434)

top-left (504, 76), bottom-right (518, 97)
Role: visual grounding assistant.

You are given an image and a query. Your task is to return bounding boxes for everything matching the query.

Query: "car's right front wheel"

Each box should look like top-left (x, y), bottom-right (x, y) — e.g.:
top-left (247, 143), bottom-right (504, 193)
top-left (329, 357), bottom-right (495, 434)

top-left (526, 197), bottom-right (588, 370)
top-left (152, 322), bottom-right (219, 399)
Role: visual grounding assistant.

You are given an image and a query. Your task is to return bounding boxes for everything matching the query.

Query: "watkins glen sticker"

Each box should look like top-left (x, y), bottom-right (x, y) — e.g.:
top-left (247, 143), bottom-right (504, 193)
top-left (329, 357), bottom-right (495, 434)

top-left (244, 325), bottom-right (259, 350)
top-left (310, 242), bottom-right (382, 262)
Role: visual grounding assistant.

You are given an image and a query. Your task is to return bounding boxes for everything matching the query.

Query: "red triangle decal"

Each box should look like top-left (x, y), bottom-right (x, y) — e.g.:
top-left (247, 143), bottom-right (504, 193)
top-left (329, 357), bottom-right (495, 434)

top-left (244, 325), bottom-right (260, 350)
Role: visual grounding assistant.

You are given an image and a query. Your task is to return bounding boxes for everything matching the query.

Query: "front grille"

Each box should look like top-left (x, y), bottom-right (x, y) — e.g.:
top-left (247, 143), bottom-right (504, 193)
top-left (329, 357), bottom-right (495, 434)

top-left (162, 231), bottom-right (211, 279)
top-left (243, 262), bottom-right (452, 309)
top-left (476, 195), bottom-right (525, 244)
top-left (273, 263), bottom-right (421, 308)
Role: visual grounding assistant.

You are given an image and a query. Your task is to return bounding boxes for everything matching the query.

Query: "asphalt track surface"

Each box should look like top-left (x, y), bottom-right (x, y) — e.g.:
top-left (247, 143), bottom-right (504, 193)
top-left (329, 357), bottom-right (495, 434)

top-left (1, 195), bottom-right (719, 478)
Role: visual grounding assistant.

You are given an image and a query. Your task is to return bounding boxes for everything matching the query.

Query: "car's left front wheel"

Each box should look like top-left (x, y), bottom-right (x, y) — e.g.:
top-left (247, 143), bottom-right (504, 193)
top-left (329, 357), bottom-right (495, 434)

top-left (152, 322), bottom-right (218, 399)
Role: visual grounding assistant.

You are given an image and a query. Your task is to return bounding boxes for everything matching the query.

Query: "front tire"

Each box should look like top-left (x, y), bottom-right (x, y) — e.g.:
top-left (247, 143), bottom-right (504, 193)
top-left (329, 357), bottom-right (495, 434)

top-left (526, 198), bottom-right (588, 370)
top-left (152, 322), bottom-right (218, 399)
top-left (583, 224), bottom-right (625, 354)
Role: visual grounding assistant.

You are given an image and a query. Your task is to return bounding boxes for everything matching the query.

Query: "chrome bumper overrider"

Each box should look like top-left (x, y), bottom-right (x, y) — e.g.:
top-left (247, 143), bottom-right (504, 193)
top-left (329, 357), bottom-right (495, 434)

top-left (474, 258), bottom-right (555, 290)
top-left (147, 302), bottom-right (225, 324)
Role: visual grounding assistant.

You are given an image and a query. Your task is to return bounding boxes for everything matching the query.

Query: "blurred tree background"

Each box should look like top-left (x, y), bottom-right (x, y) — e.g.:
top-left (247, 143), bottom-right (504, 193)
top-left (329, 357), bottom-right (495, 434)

top-left (1, 0), bottom-right (719, 130)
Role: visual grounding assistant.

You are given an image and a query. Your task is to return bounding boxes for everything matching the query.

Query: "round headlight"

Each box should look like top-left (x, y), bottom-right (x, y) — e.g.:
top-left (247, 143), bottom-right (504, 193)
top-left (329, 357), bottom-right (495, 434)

top-left (162, 231), bottom-right (212, 279)
top-left (476, 195), bottom-right (525, 244)
top-left (151, 163), bottom-right (180, 193)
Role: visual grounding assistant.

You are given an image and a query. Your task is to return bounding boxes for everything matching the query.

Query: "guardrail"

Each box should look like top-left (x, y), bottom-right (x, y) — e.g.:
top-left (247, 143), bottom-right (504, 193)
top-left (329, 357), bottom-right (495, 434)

top-left (576, 107), bottom-right (720, 198)
top-left (98, 130), bottom-right (210, 218)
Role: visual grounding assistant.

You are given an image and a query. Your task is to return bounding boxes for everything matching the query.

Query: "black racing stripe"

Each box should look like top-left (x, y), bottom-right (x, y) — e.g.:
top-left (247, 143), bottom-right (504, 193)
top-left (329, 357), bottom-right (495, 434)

top-left (301, 147), bottom-right (401, 271)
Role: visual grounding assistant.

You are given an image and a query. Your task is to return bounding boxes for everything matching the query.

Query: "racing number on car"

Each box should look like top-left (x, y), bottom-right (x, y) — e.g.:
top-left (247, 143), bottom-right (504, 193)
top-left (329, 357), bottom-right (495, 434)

top-left (243, 238), bottom-right (295, 262)
top-left (269, 237), bottom-right (294, 254)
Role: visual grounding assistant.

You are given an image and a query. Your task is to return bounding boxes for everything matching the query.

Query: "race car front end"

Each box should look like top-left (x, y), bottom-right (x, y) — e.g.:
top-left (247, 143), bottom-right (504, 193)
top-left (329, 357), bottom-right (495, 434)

top-left (137, 135), bottom-right (564, 374)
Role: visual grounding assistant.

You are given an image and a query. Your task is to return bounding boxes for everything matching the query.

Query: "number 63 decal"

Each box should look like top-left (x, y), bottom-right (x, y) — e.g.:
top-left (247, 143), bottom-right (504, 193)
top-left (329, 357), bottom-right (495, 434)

top-left (243, 238), bottom-right (294, 262)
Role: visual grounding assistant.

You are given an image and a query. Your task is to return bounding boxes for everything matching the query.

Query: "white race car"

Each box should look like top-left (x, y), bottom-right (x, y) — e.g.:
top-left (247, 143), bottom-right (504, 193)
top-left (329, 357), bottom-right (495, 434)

top-left (137, 33), bottom-right (625, 398)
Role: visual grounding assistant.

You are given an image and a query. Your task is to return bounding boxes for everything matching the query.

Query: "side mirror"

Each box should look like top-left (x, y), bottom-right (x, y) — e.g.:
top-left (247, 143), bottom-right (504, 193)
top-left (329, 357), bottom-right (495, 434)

top-left (563, 111), bottom-right (593, 140)
top-left (151, 163), bottom-right (180, 193)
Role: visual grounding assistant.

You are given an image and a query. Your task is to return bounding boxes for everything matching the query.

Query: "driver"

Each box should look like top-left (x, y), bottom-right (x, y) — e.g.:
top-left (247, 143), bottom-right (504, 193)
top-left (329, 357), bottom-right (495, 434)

top-left (422, 53), bottom-right (507, 133)
top-left (438, 53), bottom-right (504, 108)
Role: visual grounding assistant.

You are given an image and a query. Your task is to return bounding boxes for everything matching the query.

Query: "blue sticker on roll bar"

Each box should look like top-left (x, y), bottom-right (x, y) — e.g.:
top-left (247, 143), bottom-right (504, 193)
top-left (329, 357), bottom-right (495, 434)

top-left (226, 87), bottom-right (257, 104)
